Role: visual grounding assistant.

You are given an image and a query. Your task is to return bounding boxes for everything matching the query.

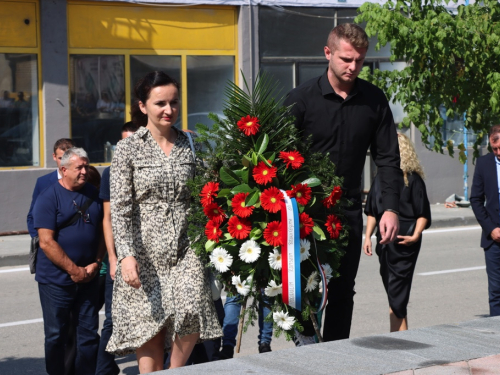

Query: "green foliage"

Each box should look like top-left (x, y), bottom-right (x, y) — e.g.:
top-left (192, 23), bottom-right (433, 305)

top-left (356, 0), bottom-right (500, 161)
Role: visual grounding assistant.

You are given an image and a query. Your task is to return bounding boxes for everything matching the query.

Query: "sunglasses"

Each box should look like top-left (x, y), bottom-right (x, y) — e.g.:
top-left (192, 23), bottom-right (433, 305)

top-left (73, 200), bottom-right (90, 223)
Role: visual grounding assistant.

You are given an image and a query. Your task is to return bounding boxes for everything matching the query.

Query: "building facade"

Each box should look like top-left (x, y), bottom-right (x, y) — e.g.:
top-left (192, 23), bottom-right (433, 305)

top-left (0, 0), bottom-right (479, 233)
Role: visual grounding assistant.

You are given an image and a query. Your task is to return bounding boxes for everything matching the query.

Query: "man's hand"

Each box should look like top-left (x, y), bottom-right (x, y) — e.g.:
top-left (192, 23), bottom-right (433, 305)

top-left (83, 262), bottom-right (100, 282)
top-left (491, 228), bottom-right (500, 242)
top-left (379, 211), bottom-right (399, 245)
top-left (69, 266), bottom-right (89, 283)
top-left (121, 256), bottom-right (141, 289)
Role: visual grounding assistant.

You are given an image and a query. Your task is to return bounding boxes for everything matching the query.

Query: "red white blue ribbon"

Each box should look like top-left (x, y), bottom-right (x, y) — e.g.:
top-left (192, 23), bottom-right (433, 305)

top-left (280, 190), bottom-right (301, 311)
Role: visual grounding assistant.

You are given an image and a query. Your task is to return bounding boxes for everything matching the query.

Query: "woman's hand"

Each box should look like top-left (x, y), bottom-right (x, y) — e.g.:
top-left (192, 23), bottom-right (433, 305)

top-left (397, 233), bottom-right (420, 246)
top-left (121, 256), bottom-right (141, 289)
top-left (363, 237), bottom-right (373, 256)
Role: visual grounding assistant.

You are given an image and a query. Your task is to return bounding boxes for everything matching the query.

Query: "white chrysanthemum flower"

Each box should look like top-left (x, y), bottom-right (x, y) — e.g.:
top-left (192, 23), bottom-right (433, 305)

top-left (231, 275), bottom-right (251, 296)
top-left (299, 239), bottom-right (311, 262)
top-left (239, 240), bottom-right (261, 263)
top-left (210, 247), bottom-right (233, 273)
top-left (264, 280), bottom-right (282, 297)
top-left (305, 271), bottom-right (319, 292)
top-left (273, 310), bottom-right (295, 331)
top-left (321, 263), bottom-right (333, 282)
top-left (268, 248), bottom-right (282, 270)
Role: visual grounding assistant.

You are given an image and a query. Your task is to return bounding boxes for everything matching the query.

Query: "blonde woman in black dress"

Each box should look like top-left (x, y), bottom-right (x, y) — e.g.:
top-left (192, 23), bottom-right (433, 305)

top-left (363, 133), bottom-right (431, 332)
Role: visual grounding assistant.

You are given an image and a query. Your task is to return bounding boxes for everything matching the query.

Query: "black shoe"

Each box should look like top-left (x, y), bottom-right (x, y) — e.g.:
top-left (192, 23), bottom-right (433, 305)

top-left (219, 345), bottom-right (234, 360)
top-left (258, 342), bottom-right (272, 353)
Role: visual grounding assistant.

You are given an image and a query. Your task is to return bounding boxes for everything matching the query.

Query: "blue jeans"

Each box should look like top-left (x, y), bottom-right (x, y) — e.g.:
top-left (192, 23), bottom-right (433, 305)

top-left (96, 268), bottom-right (120, 375)
top-left (38, 277), bottom-right (100, 375)
top-left (485, 242), bottom-right (500, 316)
top-left (222, 292), bottom-right (273, 347)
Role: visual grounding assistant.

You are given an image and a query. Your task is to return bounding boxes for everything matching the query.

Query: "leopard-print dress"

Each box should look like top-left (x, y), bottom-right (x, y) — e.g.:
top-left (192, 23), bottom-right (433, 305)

top-left (106, 126), bottom-right (222, 355)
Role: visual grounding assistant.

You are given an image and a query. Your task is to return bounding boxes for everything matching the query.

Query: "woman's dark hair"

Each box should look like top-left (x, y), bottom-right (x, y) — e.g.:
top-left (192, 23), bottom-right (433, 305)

top-left (131, 71), bottom-right (180, 127)
top-left (86, 165), bottom-right (101, 190)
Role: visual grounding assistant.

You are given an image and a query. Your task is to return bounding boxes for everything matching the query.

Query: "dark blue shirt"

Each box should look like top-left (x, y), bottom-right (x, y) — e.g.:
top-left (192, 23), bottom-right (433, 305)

top-left (99, 166), bottom-right (110, 201)
top-left (33, 182), bottom-right (103, 285)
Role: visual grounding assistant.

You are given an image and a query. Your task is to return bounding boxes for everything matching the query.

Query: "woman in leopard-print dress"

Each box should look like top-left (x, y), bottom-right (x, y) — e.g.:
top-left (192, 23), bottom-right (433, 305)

top-left (107, 71), bottom-right (222, 373)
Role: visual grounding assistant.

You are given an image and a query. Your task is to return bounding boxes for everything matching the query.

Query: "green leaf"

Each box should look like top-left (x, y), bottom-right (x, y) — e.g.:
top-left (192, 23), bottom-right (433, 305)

top-left (258, 153), bottom-right (272, 167)
top-left (312, 225), bottom-right (326, 241)
top-left (249, 227), bottom-right (263, 240)
top-left (255, 133), bottom-right (270, 155)
top-left (245, 190), bottom-right (260, 207)
top-left (231, 184), bottom-right (254, 194)
top-left (205, 240), bottom-right (217, 252)
top-left (242, 155), bottom-right (251, 168)
top-left (220, 167), bottom-right (241, 186)
top-left (300, 177), bottom-right (321, 187)
top-left (251, 152), bottom-right (258, 166)
top-left (217, 188), bottom-right (232, 198)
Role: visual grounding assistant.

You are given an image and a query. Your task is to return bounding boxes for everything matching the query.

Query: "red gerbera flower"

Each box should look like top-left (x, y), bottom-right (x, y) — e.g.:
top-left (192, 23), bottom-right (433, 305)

top-left (227, 216), bottom-right (252, 240)
top-left (264, 221), bottom-right (282, 247)
top-left (200, 182), bottom-right (219, 207)
top-left (322, 186), bottom-right (342, 208)
top-left (286, 183), bottom-right (312, 206)
top-left (237, 115), bottom-right (260, 136)
top-left (205, 220), bottom-right (223, 242)
top-left (299, 212), bottom-right (314, 239)
top-left (326, 214), bottom-right (342, 239)
top-left (252, 161), bottom-right (277, 185)
top-left (231, 193), bottom-right (254, 218)
top-left (279, 150), bottom-right (305, 170)
top-left (203, 203), bottom-right (225, 224)
top-left (260, 187), bottom-right (283, 213)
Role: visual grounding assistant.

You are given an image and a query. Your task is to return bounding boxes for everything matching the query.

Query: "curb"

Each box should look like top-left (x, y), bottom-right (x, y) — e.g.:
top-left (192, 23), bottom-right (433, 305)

top-left (0, 254), bottom-right (29, 268)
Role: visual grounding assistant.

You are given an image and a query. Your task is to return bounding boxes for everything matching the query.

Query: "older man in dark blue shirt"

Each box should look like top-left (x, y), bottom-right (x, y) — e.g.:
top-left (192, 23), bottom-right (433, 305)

top-left (284, 23), bottom-right (402, 344)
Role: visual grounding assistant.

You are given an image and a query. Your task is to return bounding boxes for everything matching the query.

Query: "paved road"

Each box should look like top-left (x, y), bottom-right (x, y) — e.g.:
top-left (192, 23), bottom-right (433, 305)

top-left (0, 225), bottom-right (488, 374)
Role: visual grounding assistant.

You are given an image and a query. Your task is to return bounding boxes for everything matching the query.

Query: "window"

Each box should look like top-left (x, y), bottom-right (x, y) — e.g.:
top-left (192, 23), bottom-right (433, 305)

top-left (69, 55), bottom-right (125, 163)
top-left (0, 53), bottom-right (40, 167)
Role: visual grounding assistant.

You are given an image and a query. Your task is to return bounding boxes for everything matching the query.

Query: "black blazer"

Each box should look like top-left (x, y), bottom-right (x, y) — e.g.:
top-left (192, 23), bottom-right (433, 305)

top-left (470, 152), bottom-right (500, 249)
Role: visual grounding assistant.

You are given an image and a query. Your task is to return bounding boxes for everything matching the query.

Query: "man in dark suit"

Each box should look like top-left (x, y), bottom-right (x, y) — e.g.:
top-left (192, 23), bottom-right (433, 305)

top-left (471, 124), bottom-right (500, 316)
top-left (27, 139), bottom-right (75, 238)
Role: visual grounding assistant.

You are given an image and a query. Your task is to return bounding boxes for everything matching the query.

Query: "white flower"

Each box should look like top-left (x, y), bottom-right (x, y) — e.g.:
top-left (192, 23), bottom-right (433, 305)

top-left (210, 247), bottom-right (233, 273)
top-left (239, 240), bottom-right (261, 263)
top-left (321, 263), bottom-right (333, 282)
top-left (232, 275), bottom-right (251, 296)
top-left (264, 280), bottom-right (282, 297)
top-left (268, 248), bottom-right (282, 270)
top-left (305, 271), bottom-right (319, 292)
top-left (273, 310), bottom-right (295, 331)
top-left (299, 239), bottom-right (311, 262)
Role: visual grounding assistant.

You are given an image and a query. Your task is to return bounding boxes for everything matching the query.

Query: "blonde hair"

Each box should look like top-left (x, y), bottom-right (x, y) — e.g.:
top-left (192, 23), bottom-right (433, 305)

top-left (398, 133), bottom-right (425, 186)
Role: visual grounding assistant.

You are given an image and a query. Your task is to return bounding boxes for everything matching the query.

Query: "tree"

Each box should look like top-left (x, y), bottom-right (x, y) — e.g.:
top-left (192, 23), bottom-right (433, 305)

top-left (356, 0), bottom-right (500, 161)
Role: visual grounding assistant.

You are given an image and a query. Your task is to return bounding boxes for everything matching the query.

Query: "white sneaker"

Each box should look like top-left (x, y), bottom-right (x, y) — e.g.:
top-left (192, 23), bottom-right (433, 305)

top-left (293, 330), bottom-right (316, 347)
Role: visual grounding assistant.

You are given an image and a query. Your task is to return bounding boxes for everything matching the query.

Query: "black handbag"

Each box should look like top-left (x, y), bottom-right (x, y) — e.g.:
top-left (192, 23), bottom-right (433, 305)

top-left (29, 196), bottom-right (95, 274)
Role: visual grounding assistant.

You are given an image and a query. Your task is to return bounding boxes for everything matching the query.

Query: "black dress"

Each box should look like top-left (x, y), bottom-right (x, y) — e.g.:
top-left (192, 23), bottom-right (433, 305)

top-left (365, 173), bottom-right (431, 318)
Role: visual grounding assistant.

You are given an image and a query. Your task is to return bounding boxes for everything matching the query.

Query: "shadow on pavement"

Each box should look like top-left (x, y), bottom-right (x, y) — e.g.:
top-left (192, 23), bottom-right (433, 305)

top-left (0, 356), bottom-right (46, 374)
top-left (351, 336), bottom-right (432, 350)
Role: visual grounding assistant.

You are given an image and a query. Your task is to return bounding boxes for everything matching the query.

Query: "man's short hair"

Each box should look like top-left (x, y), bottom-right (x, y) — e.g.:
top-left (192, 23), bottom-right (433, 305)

top-left (53, 138), bottom-right (75, 154)
top-left (489, 124), bottom-right (500, 143)
top-left (60, 147), bottom-right (89, 168)
top-left (122, 121), bottom-right (139, 134)
top-left (327, 23), bottom-right (369, 51)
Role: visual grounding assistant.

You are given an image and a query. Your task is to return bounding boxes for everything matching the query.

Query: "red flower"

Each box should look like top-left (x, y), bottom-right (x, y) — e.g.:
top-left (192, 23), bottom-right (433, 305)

top-left (227, 216), bottom-right (252, 240)
top-left (200, 182), bottom-right (219, 207)
top-left (260, 187), bottom-right (283, 213)
top-left (322, 186), bottom-right (342, 208)
top-left (252, 161), bottom-right (277, 185)
top-left (299, 212), bottom-right (314, 239)
top-left (203, 203), bottom-right (226, 224)
top-left (286, 183), bottom-right (312, 206)
top-left (205, 220), bottom-right (223, 242)
top-left (279, 150), bottom-right (305, 169)
top-left (326, 215), bottom-right (342, 239)
top-left (231, 193), bottom-right (254, 218)
top-left (264, 221), bottom-right (282, 247)
top-left (237, 115), bottom-right (260, 136)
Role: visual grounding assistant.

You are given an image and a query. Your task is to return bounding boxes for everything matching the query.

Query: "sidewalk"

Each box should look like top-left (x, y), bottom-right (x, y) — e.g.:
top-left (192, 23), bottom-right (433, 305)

top-left (162, 316), bottom-right (500, 375)
top-left (0, 204), bottom-right (478, 268)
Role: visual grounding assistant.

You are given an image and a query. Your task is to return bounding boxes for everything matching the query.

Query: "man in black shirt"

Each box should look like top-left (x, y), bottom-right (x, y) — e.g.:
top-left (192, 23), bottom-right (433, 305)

top-left (284, 23), bottom-right (403, 343)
